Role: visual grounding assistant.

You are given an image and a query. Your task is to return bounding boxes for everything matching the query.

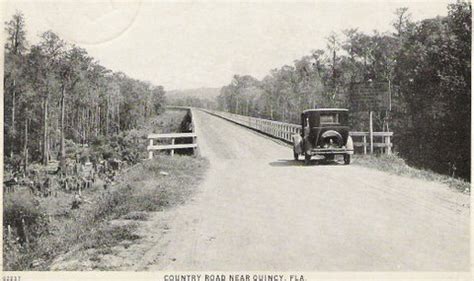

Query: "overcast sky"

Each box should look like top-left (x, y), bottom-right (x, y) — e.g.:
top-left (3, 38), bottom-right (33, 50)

top-left (3, 0), bottom-right (454, 90)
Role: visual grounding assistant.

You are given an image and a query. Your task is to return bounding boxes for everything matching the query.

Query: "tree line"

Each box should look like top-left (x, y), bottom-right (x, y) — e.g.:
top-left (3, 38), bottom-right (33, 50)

top-left (4, 12), bottom-right (166, 173)
top-left (216, 1), bottom-right (471, 180)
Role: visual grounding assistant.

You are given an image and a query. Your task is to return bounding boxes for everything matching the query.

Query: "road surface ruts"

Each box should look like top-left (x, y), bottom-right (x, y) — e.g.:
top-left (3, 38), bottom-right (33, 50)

top-left (144, 109), bottom-right (469, 271)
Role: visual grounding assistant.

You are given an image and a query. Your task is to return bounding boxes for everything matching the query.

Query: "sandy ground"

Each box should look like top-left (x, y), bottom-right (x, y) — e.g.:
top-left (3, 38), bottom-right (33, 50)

top-left (79, 109), bottom-right (469, 271)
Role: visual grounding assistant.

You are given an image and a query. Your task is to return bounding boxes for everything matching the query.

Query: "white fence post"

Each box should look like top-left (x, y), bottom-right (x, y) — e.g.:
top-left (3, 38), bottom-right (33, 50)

top-left (148, 138), bottom-right (154, 159)
top-left (363, 135), bottom-right (367, 155)
top-left (170, 138), bottom-right (175, 157)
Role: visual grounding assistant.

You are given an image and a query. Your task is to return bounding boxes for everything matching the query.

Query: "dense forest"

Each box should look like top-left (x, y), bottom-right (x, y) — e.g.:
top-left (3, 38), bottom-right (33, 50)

top-left (216, 2), bottom-right (471, 180)
top-left (167, 88), bottom-right (219, 109)
top-left (4, 12), bottom-right (166, 174)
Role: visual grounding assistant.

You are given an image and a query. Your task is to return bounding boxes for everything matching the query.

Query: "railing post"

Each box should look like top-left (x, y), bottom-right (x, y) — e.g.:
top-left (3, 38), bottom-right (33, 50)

top-left (369, 111), bottom-right (374, 154)
top-left (387, 135), bottom-right (392, 155)
top-left (170, 138), bottom-right (175, 157)
top-left (193, 135), bottom-right (197, 155)
top-left (148, 138), bottom-right (154, 159)
top-left (363, 135), bottom-right (367, 155)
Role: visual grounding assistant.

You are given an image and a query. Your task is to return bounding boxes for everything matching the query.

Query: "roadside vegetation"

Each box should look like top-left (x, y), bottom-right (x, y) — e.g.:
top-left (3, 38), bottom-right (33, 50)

top-left (2, 11), bottom-right (208, 271)
top-left (353, 154), bottom-right (470, 193)
top-left (3, 109), bottom-right (208, 271)
top-left (214, 2), bottom-right (471, 181)
top-left (5, 154), bottom-right (207, 271)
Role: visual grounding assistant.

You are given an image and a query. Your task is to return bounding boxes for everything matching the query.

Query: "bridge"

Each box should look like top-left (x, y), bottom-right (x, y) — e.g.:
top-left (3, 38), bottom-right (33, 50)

top-left (142, 108), bottom-right (469, 271)
top-left (202, 109), bottom-right (393, 155)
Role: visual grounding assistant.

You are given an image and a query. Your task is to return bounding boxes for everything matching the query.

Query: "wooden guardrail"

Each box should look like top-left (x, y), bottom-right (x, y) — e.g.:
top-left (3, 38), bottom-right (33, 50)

top-left (350, 131), bottom-right (393, 154)
top-left (147, 107), bottom-right (198, 159)
top-left (202, 109), bottom-right (393, 155)
top-left (147, 133), bottom-right (197, 159)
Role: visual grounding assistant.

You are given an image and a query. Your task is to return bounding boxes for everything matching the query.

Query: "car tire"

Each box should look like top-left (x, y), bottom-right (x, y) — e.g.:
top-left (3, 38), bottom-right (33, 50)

top-left (344, 154), bottom-right (351, 165)
top-left (304, 153), bottom-right (311, 165)
top-left (293, 149), bottom-right (299, 161)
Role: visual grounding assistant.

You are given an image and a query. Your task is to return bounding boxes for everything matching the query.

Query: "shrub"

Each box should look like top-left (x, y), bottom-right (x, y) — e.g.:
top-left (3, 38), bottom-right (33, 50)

top-left (3, 191), bottom-right (49, 270)
top-left (3, 191), bottom-right (49, 243)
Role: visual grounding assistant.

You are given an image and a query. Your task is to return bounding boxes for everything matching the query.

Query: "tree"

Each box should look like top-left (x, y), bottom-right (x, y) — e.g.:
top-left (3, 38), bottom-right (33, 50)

top-left (217, 1), bottom-right (471, 180)
top-left (58, 46), bottom-right (92, 170)
top-left (4, 12), bottom-right (28, 158)
top-left (36, 31), bottom-right (65, 165)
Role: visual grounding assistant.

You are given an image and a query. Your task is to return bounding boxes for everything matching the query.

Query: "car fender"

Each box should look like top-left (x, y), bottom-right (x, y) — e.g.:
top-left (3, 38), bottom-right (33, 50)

top-left (292, 134), bottom-right (303, 154)
top-left (346, 135), bottom-right (354, 155)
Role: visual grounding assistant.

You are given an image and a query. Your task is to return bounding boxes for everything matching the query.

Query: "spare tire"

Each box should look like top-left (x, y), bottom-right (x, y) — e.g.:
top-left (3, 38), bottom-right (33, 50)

top-left (320, 130), bottom-right (344, 146)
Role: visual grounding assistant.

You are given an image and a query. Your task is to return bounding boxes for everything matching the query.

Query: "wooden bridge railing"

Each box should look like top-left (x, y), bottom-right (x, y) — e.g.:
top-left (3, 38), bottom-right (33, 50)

top-left (147, 107), bottom-right (199, 159)
top-left (147, 133), bottom-right (197, 159)
top-left (202, 109), bottom-right (393, 155)
top-left (350, 131), bottom-right (393, 154)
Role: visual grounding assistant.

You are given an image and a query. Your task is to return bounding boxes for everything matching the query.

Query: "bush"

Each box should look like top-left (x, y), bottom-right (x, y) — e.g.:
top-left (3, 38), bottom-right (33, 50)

top-left (3, 191), bottom-right (49, 243)
top-left (3, 191), bottom-right (49, 270)
top-left (4, 154), bottom-right (23, 174)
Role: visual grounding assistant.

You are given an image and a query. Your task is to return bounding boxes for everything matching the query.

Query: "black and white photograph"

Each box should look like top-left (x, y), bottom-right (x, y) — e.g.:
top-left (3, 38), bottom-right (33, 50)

top-left (1, 0), bottom-right (471, 278)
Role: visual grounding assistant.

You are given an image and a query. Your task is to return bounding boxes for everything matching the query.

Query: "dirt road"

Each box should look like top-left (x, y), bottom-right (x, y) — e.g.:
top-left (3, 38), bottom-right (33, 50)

top-left (142, 109), bottom-right (469, 271)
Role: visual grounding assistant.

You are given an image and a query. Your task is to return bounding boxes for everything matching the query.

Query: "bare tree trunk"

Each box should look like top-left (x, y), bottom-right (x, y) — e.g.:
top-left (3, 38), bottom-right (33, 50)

top-left (98, 105), bottom-right (101, 136)
top-left (42, 96), bottom-right (49, 166)
top-left (105, 96), bottom-right (109, 136)
top-left (59, 85), bottom-right (66, 172)
top-left (81, 107), bottom-right (85, 144)
top-left (11, 79), bottom-right (16, 158)
top-left (86, 108), bottom-right (90, 143)
top-left (93, 105), bottom-right (97, 137)
top-left (23, 118), bottom-right (28, 175)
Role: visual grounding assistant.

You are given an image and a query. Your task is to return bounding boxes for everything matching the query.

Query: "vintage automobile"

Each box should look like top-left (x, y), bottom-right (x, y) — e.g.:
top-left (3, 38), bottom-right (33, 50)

top-left (292, 108), bottom-right (354, 165)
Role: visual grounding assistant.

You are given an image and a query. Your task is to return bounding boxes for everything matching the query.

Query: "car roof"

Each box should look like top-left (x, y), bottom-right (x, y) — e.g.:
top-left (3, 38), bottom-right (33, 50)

top-left (303, 108), bottom-right (348, 113)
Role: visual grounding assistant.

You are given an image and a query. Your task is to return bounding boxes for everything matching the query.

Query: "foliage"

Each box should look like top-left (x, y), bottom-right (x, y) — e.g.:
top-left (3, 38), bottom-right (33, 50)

top-left (354, 154), bottom-right (470, 193)
top-left (3, 190), bottom-right (49, 270)
top-left (216, 1), bottom-right (471, 180)
top-left (3, 191), bottom-right (49, 241)
top-left (4, 12), bottom-right (167, 171)
top-left (3, 155), bottom-right (208, 270)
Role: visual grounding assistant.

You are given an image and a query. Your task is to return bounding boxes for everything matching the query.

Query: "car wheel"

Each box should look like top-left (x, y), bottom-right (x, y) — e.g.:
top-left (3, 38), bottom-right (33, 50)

top-left (304, 153), bottom-right (311, 165)
top-left (293, 149), bottom-right (299, 161)
top-left (344, 154), bottom-right (351, 165)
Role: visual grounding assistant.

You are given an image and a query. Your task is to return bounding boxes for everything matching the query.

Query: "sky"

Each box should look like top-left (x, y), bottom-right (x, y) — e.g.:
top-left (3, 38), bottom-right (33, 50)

top-left (3, 0), bottom-right (455, 90)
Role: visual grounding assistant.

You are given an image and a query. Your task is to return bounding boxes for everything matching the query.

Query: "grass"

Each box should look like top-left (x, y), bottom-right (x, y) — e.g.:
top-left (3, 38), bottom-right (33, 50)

top-left (3, 108), bottom-right (207, 271)
top-left (121, 211), bottom-right (149, 221)
top-left (146, 109), bottom-right (188, 134)
top-left (3, 155), bottom-right (208, 270)
top-left (353, 153), bottom-right (470, 193)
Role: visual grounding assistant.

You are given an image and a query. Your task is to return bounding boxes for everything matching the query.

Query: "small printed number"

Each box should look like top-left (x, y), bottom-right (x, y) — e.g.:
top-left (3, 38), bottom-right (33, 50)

top-left (3, 276), bottom-right (21, 281)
